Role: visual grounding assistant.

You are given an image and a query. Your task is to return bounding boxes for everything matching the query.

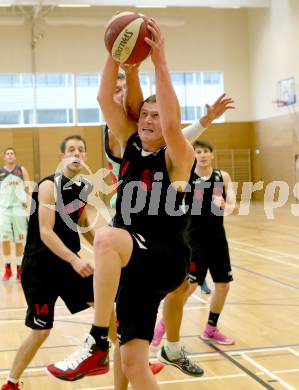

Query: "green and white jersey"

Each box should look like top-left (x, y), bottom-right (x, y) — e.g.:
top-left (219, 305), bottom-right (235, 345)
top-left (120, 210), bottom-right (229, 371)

top-left (0, 164), bottom-right (26, 208)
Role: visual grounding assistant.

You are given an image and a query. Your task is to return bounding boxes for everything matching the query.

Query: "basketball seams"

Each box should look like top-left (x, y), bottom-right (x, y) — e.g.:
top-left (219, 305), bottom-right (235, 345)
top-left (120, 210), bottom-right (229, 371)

top-left (104, 14), bottom-right (140, 52)
top-left (104, 11), bottom-right (151, 65)
top-left (127, 20), bottom-right (151, 64)
top-left (107, 11), bottom-right (137, 26)
top-left (111, 18), bottom-right (145, 64)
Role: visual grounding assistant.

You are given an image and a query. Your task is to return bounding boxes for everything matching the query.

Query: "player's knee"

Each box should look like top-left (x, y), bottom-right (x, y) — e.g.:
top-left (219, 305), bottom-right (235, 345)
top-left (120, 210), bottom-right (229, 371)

top-left (189, 282), bottom-right (198, 295)
top-left (215, 282), bottom-right (230, 294)
top-left (170, 279), bottom-right (190, 299)
top-left (94, 227), bottom-right (117, 253)
top-left (121, 353), bottom-right (143, 380)
top-left (32, 328), bottom-right (51, 341)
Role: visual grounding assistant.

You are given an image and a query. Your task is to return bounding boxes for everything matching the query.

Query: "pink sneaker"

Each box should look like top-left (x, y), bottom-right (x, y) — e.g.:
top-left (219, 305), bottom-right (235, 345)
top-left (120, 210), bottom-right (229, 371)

top-left (151, 319), bottom-right (165, 347)
top-left (201, 324), bottom-right (235, 345)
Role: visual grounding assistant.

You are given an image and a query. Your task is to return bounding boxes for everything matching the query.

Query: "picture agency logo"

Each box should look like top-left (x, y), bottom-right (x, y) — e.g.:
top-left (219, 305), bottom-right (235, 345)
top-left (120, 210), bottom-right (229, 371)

top-left (13, 164), bottom-right (299, 227)
top-left (53, 159), bottom-right (118, 233)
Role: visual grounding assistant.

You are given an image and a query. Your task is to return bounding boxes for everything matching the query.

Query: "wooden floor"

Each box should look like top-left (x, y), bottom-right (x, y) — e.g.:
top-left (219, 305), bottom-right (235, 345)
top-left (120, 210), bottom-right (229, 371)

top-left (1, 201), bottom-right (299, 389)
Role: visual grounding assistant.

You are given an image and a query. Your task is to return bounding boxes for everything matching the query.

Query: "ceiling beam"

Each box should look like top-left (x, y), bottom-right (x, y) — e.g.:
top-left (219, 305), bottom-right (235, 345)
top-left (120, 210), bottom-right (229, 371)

top-left (0, 0), bottom-right (271, 8)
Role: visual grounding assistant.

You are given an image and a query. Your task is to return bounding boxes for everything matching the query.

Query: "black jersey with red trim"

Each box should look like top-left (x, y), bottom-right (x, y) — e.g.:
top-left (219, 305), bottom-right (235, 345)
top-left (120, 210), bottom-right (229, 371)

top-left (186, 169), bottom-right (226, 237)
top-left (24, 173), bottom-right (93, 257)
top-left (113, 133), bottom-right (194, 243)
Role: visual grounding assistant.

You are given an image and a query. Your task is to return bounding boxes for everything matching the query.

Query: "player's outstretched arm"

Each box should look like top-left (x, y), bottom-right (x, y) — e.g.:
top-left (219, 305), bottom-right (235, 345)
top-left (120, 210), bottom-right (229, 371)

top-left (145, 19), bottom-right (194, 178)
top-left (183, 94), bottom-right (235, 143)
top-left (121, 63), bottom-right (144, 122)
top-left (97, 55), bottom-right (136, 148)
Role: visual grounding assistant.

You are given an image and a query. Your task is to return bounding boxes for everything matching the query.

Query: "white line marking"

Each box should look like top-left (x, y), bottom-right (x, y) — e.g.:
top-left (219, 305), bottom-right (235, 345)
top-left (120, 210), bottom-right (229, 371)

top-left (191, 293), bottom-right (209, 304)
top-left (229, 239), bottom-right (299, 261)
top-left (81, 243), bottom-right (93, 254)
top-left (3, 368), bottom-right (298, 389)
top-left (230, 245), bottom-right (299, 269)
top-left (0, 305), bottom-right (209, 324)
top-left (241, 353), bottom-right (296, 390)
top-left (0, 313), bottom-right (94, 325)
top-left (287, 348), bottom-right (299, 358)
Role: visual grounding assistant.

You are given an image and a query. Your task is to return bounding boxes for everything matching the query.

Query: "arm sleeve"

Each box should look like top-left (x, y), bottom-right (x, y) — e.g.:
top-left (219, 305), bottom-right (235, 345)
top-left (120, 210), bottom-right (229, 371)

top-left (182, 121), bottom-right (206, 143)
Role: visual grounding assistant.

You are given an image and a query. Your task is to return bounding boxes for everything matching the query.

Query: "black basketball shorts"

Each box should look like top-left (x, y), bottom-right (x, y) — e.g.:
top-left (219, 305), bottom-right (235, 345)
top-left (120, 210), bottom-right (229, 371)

top-left (21, 253), bottom-right (94, 329)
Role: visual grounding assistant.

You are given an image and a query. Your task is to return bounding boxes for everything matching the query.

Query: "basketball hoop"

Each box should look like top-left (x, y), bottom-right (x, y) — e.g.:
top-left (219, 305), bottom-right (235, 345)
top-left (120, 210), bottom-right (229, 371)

top-left (272, 100), bottom-right (288, 107)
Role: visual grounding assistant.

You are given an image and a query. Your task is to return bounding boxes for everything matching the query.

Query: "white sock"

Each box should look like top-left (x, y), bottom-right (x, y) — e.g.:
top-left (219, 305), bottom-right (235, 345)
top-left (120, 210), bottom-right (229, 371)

top-left (16, 256), bottom-right (23, 266)
top-left (3, 256), bottom-right (11, 266)
top-left (7, 377), bottom-right (18, 384)
top-left (166, 341), bottom-right (181, 355)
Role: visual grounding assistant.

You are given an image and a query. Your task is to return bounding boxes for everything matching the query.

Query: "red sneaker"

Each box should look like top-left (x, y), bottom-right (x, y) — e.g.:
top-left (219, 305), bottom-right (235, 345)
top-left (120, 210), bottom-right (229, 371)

top-left (149, 361), bottom-right (164, 375)
top-left (2, 264), bottom-right (12, 281)
top-left (46, 334), bottom-right (109, 381)
top-left (1, 381), bottom-right (22, 389)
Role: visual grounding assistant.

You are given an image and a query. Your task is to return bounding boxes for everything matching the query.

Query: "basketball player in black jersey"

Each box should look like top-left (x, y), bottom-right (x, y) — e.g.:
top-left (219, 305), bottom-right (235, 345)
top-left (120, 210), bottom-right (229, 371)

top-left (48, 19), bottom-right (198, 389)
top-left (188, 140), bottom-right (235, 344)
top-left (1, 135), bottom-right (95, 390)
top-left (157, 139), bottom-right (236, 375)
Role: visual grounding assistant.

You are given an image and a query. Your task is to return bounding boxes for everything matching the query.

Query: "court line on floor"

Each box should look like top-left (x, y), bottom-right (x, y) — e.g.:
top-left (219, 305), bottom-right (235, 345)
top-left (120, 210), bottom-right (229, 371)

top-left (241, 353), bottom-right (296, 390)
top-left (1, 367), bottom-right (299, 390)
top-left (1, 341), bottom-right (299, 357)
top-left (228, 221), bottom-right (299, 242)
top-left (203, 341), bottom-right (276, 390)
top-left (287, 348), bottom-right (299, 358)
top-left (2, 366), bottom-right (299, 388)
top-left (230, 245), bottom-right (299, 270)
top-left (0, 304), bottom-right (209, 324)
top-left (81, 243), bottom-right (94, 254)
top-left (191, 293), bottom-right (209, 304)
top-left (2, 344), bottom-right (299, 373)
top-left (229, 239), bottom-right (299, 261)
top-left (0, 304), bottom-right (70, 313)
top-left (232, 263), bottom-right (299, 291)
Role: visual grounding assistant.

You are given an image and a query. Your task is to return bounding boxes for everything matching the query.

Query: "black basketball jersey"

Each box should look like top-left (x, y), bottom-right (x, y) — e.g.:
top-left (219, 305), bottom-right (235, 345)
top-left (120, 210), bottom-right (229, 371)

top-left (113, 133), bottom-right (194, 244)
top-left (186, 169), bottom-right (226, 238)
top-left (24, 173), bottom-right (93, 257)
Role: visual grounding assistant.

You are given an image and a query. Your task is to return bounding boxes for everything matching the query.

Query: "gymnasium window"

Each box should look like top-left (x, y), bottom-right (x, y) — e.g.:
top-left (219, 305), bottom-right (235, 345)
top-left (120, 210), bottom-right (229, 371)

top-left (172, 72), bottom-right (223, 122)
top-left (0, 71), bottom-right (223, 127)
top-left (76, 73), bottom-right (101, 124)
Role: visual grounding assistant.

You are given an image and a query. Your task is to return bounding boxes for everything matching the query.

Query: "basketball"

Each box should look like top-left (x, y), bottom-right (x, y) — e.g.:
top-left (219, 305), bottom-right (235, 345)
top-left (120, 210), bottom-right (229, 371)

top-left (104, 11), bottom-right (152, 65)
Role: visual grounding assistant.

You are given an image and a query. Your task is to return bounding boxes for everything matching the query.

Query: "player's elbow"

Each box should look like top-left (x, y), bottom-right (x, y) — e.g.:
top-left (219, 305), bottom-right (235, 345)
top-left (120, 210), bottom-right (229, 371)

top-left (39, 227), bottom-right (52, 246)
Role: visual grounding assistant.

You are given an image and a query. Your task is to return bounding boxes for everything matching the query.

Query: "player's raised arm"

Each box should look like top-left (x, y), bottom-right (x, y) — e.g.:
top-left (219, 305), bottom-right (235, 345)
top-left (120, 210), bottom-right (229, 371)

top-left (97, 56), bottom-right (136, 149)
top-left (183, 94), bottom-right (235, 143)
top-left (145, 19), bottom-right (194, 178)
top-left (121, 64), bottom-right (144, 122)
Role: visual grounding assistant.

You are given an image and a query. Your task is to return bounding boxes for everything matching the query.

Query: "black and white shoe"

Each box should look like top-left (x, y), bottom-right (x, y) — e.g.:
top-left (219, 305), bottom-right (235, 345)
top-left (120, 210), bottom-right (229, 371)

top-left (157, 346), bottom-right (204, 377)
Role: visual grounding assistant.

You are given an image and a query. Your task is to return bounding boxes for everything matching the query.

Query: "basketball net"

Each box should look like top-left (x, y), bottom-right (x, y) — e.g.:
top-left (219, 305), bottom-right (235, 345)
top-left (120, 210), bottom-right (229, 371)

top-left (272, 99), bottom-right (299, 141)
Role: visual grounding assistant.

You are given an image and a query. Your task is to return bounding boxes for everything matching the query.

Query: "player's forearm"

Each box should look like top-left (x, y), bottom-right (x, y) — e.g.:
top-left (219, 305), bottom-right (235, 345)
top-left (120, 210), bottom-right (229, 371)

top-left (124, 68), bottom-right (143, 122)
top-left (155, 62), bottom-right (181, 135)
top-left (40, 229), bottom-right (78, 265)
top-left (97, 56), bottom-right (119, 108)
top-left (199, 114), bottom-right (214, 128)
top-left (183, 121), bottom-right (206, 143)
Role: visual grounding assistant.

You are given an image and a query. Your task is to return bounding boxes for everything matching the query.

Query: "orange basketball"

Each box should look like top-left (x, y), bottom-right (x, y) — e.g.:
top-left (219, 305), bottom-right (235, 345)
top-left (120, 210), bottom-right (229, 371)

top-left (104, 12), bottom-right (152, 65)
